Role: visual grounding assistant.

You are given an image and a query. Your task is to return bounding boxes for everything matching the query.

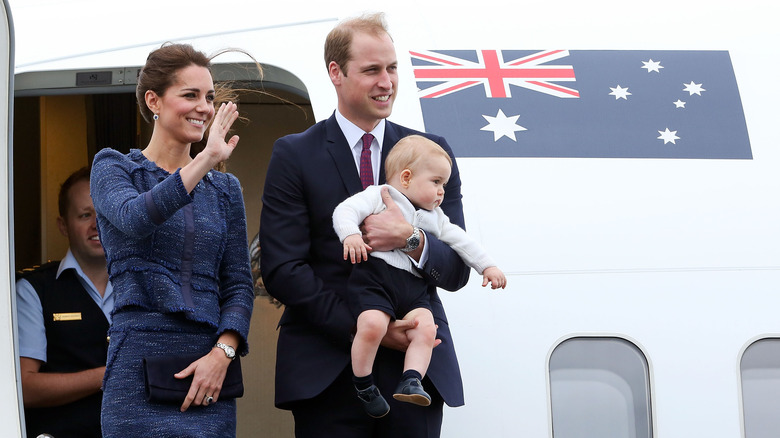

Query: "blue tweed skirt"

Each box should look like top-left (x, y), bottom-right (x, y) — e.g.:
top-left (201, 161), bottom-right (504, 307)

top-left (101, 311), bottom-right (236, 437)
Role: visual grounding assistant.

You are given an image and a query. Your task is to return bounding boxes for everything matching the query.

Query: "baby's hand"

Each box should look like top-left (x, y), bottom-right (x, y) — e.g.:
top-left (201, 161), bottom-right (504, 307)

top-left (343, 234), bottom-right (372, 264)
top-left (482, 266), bottom-right (507, 289)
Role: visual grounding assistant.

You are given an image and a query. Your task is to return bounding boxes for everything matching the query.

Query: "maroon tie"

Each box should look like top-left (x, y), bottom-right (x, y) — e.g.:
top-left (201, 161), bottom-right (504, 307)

top-left (360, 133), bottom-right (374, 189)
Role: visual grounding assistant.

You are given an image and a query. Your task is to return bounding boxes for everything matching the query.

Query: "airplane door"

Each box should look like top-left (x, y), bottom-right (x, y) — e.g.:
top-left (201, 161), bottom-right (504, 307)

top-left (0, 0), bottom-right (24, 436)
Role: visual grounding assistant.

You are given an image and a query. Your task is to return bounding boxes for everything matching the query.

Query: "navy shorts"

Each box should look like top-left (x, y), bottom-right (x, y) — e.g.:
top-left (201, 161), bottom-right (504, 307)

top-left (347, 256), bottom-right (431, 320)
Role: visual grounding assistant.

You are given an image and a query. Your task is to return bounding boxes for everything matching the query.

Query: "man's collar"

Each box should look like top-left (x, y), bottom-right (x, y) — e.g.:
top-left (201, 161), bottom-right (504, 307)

top-left (56, 248), bottom-right (83, 279)
top-left (335, 109), bottom-right (386, 148)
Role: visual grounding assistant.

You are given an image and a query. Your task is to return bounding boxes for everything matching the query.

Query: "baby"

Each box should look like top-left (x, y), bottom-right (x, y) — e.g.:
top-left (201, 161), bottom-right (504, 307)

top-left (332, 134), bottom-right (507, 418)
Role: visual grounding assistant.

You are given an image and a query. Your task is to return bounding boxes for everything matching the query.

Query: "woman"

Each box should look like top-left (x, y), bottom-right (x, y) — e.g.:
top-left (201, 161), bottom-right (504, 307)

top-left (90, 43), bottom-right (255, 437)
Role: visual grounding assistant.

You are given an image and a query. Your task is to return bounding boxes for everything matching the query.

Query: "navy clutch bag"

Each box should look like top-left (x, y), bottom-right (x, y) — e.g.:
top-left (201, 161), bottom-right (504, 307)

top-left (142, 353), bottom-right (244, 404)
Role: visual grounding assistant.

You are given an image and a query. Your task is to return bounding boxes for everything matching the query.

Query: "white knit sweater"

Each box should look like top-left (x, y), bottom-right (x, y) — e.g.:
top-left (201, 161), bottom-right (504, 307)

top-left (332, 184), bottom-right (496, 277)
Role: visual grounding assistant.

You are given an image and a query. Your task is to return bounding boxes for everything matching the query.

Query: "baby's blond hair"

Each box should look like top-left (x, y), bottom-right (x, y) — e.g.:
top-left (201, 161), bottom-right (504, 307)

top-left (385, 135), bottom-right (452, 181)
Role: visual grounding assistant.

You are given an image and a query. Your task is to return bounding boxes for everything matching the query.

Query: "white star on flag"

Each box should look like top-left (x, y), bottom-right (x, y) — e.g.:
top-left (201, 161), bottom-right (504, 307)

top-left (609, 85), bottom-right (632, 100)
top-left (481, 109), bottom-right (527, 141)
top-left (658, 128), bottom-right (680, 144)
top-left (673, 99), bottom-right (686, 108)
top-left (683, 81), bottom-right (705, 96)
top-left (641, 59), bottom-right (663, 73)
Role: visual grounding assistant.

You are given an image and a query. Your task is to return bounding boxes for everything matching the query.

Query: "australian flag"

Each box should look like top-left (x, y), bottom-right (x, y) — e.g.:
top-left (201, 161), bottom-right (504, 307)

top-left (412, 50), bottom-right (752, 159)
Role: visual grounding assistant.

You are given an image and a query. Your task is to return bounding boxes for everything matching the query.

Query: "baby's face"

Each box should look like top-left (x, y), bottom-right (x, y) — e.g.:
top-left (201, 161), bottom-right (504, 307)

top-left (398, 155), bottom-right (452, 211)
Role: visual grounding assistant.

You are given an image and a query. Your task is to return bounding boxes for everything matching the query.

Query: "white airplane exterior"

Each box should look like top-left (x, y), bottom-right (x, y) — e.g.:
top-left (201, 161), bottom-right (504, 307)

top-left (1, 0), bottom-right (780, 437)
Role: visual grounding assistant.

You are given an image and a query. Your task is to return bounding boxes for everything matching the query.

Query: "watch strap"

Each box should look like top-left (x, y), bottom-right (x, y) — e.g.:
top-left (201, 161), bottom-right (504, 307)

top-left (215, 342), bottom-right (236, 360)
top-left (401, 227), bottom-right (421, 253)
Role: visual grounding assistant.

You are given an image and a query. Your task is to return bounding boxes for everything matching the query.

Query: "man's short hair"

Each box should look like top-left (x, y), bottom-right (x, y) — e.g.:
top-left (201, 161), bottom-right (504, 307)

top-left (324, 12), bottom-right (391, 75)
top-left (58, 166), bottom-right (91, 218)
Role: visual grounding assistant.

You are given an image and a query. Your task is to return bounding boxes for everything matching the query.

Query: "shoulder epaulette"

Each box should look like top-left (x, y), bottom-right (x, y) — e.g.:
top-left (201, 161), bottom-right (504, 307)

top-left (15, 260), bottom-right (60, 280)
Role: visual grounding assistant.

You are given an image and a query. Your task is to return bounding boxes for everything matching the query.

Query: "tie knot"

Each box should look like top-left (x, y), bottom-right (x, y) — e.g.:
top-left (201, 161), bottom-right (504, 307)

top-left (361, 133), bottom-right (374, 150)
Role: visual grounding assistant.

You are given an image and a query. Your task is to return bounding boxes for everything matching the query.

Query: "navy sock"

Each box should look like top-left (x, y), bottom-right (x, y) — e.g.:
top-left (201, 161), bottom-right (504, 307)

top-left (401, 369), bottom-right (423, 382)
top-left (353, 374), bottom-right (374, 391)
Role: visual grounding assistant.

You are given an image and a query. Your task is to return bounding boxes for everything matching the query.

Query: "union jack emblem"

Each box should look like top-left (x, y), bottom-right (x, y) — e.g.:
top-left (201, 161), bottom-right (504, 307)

top-left (411, 49), bottom-right (579, 99)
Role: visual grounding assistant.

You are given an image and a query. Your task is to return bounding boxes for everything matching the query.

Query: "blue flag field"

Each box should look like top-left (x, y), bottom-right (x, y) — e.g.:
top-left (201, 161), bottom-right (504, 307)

top-left (412, 50), bottom-right (752, 159)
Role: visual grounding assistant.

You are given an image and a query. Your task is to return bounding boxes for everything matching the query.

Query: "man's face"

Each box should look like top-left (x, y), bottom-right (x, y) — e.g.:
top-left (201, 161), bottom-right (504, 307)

top-left (330, 31), bottom-right (398, 132)
top-left (58, 180), bottom-right (105, 264)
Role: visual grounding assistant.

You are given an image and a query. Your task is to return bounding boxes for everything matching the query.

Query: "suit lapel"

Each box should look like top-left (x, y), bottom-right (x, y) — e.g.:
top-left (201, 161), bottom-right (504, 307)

top-left (379, 121), bottom-right (403, 184)
top-left (325, 116), bottom-right (404, 190)
top-left (325, 115), bottom-right (364, 195)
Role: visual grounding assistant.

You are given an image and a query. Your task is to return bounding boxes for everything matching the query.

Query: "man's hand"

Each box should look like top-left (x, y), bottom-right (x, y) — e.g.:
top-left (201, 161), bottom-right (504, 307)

top-left (380, 317), bottom-right (441, 352)
top-left (361, 187), bottom-right (413, 252)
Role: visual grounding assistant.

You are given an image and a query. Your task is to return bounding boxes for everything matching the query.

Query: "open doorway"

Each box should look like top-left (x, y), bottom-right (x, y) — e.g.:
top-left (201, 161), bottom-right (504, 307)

top-left (13, 61), bottom-right (313, 437)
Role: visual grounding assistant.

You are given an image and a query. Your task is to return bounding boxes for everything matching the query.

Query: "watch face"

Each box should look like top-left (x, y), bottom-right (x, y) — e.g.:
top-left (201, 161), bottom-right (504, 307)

top-left (402, 228), bottom-right (421, 252)
top-left (217, 343), bottom-right (236, 358)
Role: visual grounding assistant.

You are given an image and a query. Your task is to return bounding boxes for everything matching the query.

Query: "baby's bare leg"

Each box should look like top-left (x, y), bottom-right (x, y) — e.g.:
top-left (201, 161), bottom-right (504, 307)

top-left (351, 309), bottom-right (391, 377)
top-left (401, 307), bottom-right (436, 376)
top-left (392, 307), bottom-right (436, 406)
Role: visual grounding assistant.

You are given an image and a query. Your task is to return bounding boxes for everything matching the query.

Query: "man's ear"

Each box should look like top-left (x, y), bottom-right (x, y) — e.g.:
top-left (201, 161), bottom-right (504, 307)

top-left (400, 168), bottom-right (412, 188)
top-left (328, 61), bottom-right (344, 85)
top-left (56, 216), bottom-right (68, 238)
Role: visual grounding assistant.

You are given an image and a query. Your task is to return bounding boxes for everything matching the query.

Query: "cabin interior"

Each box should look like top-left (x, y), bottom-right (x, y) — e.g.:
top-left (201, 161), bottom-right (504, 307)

top-left (12, 62), bottom-right (310, 436)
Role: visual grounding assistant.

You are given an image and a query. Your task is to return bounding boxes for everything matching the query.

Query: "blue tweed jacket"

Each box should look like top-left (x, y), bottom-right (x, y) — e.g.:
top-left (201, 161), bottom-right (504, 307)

top-left (90, 148), bottom-right (254, 354)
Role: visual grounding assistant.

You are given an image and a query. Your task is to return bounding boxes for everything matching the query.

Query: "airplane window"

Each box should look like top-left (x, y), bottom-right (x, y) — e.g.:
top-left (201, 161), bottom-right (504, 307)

top-left (739, 337), bottom-right (780, 438)
top-left (549, 336), bottom-right (653, 438)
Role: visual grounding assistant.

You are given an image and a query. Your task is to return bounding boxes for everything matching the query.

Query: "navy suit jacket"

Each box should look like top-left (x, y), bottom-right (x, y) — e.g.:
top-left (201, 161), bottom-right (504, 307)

top-left (260, 114), bottom-right (469, 409)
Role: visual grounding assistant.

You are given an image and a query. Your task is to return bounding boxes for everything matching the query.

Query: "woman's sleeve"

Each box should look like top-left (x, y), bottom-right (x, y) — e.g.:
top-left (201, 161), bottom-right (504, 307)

top-left (216, 173), bottom-right (255, 355)
top-left (90, 148), bottom-right (194, 238)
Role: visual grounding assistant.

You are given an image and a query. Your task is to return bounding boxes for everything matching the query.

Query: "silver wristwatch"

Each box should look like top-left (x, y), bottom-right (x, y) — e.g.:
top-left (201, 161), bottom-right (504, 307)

top-left (401, 227), bottom-right (421, 253)
top-left (214, 342), bottom-right (236, 360)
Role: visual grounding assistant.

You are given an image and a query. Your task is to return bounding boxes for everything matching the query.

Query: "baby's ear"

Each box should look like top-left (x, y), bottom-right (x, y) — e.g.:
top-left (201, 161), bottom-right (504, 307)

top-left (399, 168), bottom-right (413, 187)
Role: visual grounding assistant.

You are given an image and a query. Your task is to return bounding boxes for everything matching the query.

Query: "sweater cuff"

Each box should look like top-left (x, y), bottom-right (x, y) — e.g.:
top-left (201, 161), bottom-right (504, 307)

top-left (218, 306), bottom-right (252, 356)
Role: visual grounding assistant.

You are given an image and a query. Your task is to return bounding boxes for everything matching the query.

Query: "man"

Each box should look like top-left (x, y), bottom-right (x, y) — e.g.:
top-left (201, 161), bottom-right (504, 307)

top-left (260, 13), bottom-right (469, 437)
top-left (16, 166), bottom-right (113, 438)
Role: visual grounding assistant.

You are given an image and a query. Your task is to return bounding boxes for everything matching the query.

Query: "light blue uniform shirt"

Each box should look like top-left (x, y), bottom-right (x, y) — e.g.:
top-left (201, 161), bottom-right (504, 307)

top-left (16, 249), bottom-right (114, 362)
